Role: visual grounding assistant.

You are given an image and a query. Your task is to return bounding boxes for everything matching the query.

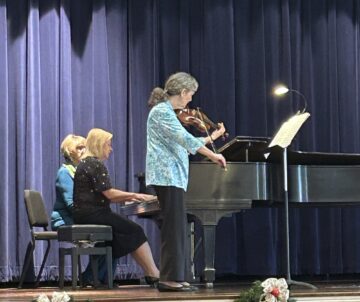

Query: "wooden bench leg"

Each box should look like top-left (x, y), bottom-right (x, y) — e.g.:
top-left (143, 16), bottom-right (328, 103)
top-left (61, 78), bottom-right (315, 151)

top-left (59, 248), bottom-right (65, 289)
top-left (71, 247), bottom-right (78, 290)
top-left (106, 247), bottom-right (113, 289)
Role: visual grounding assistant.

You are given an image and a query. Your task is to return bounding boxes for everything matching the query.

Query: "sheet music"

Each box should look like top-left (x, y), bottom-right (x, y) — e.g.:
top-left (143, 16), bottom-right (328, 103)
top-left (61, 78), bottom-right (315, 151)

top-left (265, 112), bottom-right (310, 158)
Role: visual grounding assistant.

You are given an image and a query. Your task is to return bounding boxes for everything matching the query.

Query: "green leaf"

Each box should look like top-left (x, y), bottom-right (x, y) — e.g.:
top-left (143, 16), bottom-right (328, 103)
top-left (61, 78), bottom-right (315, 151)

top-left (234, 281), bottom-right (264, 302)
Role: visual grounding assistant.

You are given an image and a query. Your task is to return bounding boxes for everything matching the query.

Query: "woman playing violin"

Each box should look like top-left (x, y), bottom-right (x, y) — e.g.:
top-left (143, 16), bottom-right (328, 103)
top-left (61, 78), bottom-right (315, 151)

top-left (146, 72), bottom-right (226, 292)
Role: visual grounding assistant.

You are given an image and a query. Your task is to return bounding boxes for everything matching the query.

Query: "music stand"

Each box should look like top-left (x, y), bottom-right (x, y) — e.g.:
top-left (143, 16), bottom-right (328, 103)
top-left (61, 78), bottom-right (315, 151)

top-left (218, 136), bottom-right (270, 162)
top-left (266, 111), bottom-right (316, 289)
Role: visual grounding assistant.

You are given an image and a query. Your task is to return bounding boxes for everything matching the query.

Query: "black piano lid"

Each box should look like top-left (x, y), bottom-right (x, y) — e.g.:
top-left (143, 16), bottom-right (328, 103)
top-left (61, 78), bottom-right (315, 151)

top-left (269, 150), bottom-right (360, 165)
top-left (218, 136), bottom-right (360, 165)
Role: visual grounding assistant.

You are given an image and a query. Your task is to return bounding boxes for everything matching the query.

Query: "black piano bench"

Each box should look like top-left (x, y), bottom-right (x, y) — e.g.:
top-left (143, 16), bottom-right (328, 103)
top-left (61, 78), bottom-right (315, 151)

top-left (57, 225), bottom-right (113, 290)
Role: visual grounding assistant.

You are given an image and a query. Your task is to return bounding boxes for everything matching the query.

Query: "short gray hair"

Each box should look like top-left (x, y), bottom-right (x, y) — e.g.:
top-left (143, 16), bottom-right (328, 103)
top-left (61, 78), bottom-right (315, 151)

top-left (148, 72), bottom-right (198, 107)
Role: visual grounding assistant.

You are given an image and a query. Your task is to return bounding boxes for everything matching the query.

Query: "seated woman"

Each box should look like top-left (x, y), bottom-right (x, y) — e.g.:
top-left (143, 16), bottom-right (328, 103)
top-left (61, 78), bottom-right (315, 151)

top-left (73, 128), bottom-right (159, 285)
top-left (51, 134), bottom-right (86, 230)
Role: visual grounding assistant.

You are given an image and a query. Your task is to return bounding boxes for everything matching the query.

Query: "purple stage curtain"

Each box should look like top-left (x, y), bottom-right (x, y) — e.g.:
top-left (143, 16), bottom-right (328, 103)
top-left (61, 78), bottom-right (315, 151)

top-left (1, 0), bottom-right (360, 282)
top-left (0, 0), bottom-right (160, 282)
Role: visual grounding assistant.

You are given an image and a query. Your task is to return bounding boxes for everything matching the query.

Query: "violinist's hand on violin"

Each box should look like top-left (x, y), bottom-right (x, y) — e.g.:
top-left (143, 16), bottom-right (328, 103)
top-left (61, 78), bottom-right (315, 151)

top-left (209, 153), bottom-right (227, 170)
top-left (132, 193), bottom-right (157, 203)
top-left (211, 123), bottom-right (226, 140)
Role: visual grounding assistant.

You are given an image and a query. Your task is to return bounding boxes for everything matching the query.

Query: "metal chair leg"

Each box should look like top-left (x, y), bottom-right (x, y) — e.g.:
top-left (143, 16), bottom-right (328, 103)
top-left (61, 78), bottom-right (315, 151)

top-left (18, 241), bottom-right (35, 289)
top-left (35, 239), bottom-right (51, 287)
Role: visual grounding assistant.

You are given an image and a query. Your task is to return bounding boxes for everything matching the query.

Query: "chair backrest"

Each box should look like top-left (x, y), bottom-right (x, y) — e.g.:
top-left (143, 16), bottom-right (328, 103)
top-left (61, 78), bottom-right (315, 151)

top-left (24, 190), bottom-right (50, 228)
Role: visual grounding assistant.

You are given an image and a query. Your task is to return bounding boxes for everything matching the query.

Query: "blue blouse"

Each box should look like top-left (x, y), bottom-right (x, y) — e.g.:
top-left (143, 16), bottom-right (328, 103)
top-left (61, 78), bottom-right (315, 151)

top-left (51, 165), bottom-right (75, 230)
top-left (146, 101), bottom-right (205, 191)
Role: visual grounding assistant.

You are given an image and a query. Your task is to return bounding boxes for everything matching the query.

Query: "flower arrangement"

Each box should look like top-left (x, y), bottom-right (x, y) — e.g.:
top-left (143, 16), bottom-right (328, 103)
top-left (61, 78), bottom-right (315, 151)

top-left (32, 292), bottom-right (94, 302)
top-left (235, 278), bottom-right (290, 302)
top-left (33, 292), bottom-right (73, 302)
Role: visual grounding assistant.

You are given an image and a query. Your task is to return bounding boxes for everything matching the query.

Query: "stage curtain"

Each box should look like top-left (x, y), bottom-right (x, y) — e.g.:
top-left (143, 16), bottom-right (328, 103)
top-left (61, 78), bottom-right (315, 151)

top-left (1, 0), bottom-right (360, 282)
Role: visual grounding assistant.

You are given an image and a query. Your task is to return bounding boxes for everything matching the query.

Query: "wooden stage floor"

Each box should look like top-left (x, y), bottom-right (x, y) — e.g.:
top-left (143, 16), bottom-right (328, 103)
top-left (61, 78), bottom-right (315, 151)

top-left (4, 278), bottom-right (360, 302)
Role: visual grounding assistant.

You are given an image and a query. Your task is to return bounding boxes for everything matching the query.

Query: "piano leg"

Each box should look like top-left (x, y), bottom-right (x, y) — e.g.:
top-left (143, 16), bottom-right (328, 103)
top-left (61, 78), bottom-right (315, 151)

top-left (202, 225), bottom-right (216, 288)
top-left (187, 221), bottom-right (196, 282)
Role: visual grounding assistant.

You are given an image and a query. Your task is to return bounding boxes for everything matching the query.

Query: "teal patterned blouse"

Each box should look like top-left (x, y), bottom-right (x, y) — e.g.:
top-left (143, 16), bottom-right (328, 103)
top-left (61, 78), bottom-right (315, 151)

top-left (146, 101), bottom-right (205, 191)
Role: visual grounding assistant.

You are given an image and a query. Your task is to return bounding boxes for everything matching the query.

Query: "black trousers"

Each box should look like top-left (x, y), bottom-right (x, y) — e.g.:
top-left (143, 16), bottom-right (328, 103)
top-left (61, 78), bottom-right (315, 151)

top-left (153, 185), bottom-right (190, 282)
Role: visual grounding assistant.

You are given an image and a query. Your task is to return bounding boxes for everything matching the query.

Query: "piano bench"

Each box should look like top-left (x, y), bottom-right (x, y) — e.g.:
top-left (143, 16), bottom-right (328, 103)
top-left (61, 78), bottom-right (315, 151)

top-left (57, 225), bottom-right (113, 290)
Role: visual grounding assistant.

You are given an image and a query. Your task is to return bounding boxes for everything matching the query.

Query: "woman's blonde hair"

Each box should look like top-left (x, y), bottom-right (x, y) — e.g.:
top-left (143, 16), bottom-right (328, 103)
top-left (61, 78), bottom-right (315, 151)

top-left (148, 72), bottom-right (198, 107)
top-left (60, 134), bottom-right (86, 163)
top-left (85, 128), bottom-right (113, 159)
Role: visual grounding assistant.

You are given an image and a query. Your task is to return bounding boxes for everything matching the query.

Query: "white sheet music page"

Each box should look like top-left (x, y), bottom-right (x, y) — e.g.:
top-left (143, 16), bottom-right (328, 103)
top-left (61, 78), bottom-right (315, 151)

top-left (264, 112), bottom-right (310, 158)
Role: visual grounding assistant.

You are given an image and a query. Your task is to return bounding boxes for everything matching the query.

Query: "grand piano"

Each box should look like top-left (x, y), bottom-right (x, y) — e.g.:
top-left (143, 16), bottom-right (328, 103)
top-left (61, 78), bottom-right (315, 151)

top-left (122, 136), bottom-right (360, 286)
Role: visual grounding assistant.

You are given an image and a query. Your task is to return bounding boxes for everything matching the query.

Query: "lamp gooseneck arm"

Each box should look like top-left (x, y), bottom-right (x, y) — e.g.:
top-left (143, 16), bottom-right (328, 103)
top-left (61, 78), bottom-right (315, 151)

top-left (290, 89), bottom-right (308, 113)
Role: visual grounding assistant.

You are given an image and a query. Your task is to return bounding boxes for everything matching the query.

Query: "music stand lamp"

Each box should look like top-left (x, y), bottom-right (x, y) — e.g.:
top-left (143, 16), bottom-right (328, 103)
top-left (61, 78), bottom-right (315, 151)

top-left (273, 84), bottom-right (308, 114)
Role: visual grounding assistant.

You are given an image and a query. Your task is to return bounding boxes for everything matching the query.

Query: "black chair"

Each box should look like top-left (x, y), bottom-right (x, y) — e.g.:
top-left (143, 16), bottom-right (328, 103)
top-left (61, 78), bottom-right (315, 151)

top-left (57, 225), bottom-right (113, 289)
top-left (18, 190), bottom-right (58, 288)
top-left (19, 190), bottom-right (114, 290)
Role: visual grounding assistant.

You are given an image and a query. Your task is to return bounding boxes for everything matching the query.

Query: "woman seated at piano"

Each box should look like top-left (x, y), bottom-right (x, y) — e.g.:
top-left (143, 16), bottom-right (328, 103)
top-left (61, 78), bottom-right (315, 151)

top-left (146, 72), bottom-right (227, 292)
top-left (73, 128), bottom-right (160, 286)
top-left (51, 134), bottom-right (86, 230)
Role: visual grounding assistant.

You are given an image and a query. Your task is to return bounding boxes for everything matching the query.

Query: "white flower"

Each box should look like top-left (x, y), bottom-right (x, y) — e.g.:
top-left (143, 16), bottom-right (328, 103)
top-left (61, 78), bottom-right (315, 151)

top-left (259, 278), bottom-right (289, 302)
top-left (35, 294), bottom-right (50, 302)
top-left (35, 292), bottom-right (71, 302)
top-left (51, 292), bottom-right (71, 302)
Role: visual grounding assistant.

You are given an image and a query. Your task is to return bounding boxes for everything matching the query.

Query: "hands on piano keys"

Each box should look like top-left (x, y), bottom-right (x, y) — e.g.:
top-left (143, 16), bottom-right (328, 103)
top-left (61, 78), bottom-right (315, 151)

top-left (125, 193), bottom-right (158, 205)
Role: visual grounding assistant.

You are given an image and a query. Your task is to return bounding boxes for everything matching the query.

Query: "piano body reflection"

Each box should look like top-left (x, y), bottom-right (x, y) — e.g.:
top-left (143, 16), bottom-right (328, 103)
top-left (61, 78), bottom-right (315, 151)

top-left (122, 137), bottom-right (360, 286)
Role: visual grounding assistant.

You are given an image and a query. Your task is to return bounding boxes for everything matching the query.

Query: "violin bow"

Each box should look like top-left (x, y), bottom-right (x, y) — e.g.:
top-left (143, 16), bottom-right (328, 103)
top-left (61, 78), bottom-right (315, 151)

top-left (196, 107), bottom-right (227, 171)
top-left (196, 107), bottom-right (218, 154)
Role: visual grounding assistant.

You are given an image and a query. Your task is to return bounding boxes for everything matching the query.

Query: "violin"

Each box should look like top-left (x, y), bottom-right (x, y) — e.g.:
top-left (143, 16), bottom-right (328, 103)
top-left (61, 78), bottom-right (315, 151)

top-left (175, 107), bottom-right (228, 139)
top-left (176, 106), bottom-right (228, 171)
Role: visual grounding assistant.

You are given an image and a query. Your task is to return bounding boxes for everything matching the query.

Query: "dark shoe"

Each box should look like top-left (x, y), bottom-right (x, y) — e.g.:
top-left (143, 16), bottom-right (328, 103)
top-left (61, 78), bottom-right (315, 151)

top-left (145, 276), bottom-right (159, 288)
top-left (82, 280), bottom-right (107, 289)
top-left (179, 282), bottom-right (199, 291)
top-left (81, 280), bottom-right (95, 288)
top-left (183, 285), bottom-right (199, 291)
top-left (157, 283), bottom-right (192, 292)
